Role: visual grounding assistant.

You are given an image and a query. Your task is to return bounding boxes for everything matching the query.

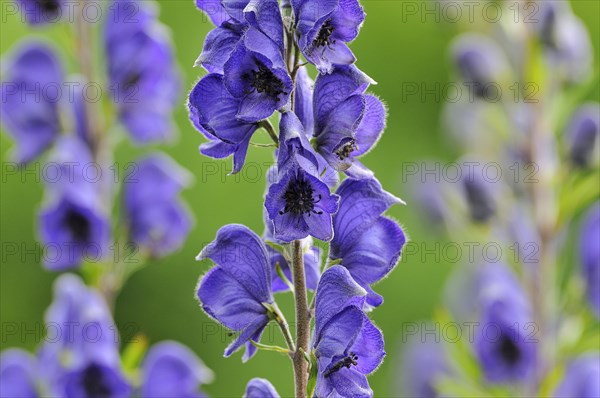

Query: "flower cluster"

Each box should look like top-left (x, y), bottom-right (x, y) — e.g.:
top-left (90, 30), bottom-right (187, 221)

top-left (402, 1), bottom-right (599, 397)
top-left (1, 1), bottom-right (204, 396)
top-left (190, 0), bottom-right (406, 395)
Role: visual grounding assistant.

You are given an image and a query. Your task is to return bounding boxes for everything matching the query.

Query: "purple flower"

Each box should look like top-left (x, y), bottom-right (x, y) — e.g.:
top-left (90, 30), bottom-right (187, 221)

top-left (0, 349), bottom-right (38, 398)
top-left (188, 73), bottom-right (259, 174)
top-left (292, 0), bottom-right (365, 73)
top-left (196, 22), bottom-right (245, 74)
top-left (459, 161), bottom-right (497, 223)
top-left (38, 138), bottom-right (110, 270)
top-left (580, 202), bottom-right (600, 318)
top-left (474, 263), bottom-right (536, 384)
top-left (196, 224), bottom-right (275, 361)
top-left (141, 341), bottom-right (213, 398)
top-left (554, 353), bottom-right (600, 398)
top-left (398, 331), bottom-right (450, 398)
top-left (0, 41), bottom-right (62, 163)
top-left (313, 266), bottom-right (384, 398)
top-left (311, 65), bottom-right (386, 179)
top-left (566, 103), bottom-right (599, 168)
top-left (40, 275), bottom-right (131, 398)
top-left (265, 114), bottom-right (340, 242)
top-left (105, 0), bottom-right (180, 143)
top-left (451, 34), bottom-right (508, 99)
top-left (330, 177), bottom-right (405, 308)
top-left (243, 378), bottom-right (280, 398)
top-left (263, 207), bottom-right (321, 292)
top-left (16, 0), bottom-right (65, 25)
top-left (222, 0), bottom-right (292, 122)
top-left (124, 153), bottom-right (192, 257)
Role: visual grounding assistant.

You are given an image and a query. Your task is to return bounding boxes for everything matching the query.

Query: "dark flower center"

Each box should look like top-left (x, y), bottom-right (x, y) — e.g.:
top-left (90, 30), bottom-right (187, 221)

top-left (248, 63), bottom-right (287, 100)
top-left (64, 209), bottom-right (91, 243)
top-left (335, 139), bottom-right (358, 160)
top-left (123, 71), bottom-right (142, 91)
top-left (498, 334), bottom-right (521, 366)
top-left (463, 179), bottom-right (495, 222)
top-left (82, 364), bottom-right (112, 398)
top-left (314, 19), bottom-right (335, 48)
top-left (279, 174), bottom-right (323, 216)
top-left (570, 119), bottom-right (598, 167)
top-left (37, 0), bottom-right (60, 13)
top-left (324, 352), bottom-right (358, 378)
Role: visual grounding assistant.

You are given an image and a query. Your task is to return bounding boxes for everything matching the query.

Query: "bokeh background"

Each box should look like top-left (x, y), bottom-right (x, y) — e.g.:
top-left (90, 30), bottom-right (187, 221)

top-left (1, 1), bottom-right (598, 396)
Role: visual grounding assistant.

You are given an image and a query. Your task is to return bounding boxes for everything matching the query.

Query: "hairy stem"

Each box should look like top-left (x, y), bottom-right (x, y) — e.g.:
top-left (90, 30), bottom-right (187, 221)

top-left (291, 240), bottom-right (310, 398)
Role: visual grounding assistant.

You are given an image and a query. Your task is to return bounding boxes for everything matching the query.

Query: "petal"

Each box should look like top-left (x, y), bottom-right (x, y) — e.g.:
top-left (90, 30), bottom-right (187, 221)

top-left (344, 159), bottom-right (375, 180)
top-left (196, 23), bottom-right (244, 74)
top-left (315, 306), bottom-right (363, 360)
top-left (237, 90), bottom-right (279, 122)
top-left (350, 315), bottom-right (385, 374)
top-left (197, 224), bottom-right (273, 303)
top-left (224, 315), bottom-right (269, 357)
top-left (195, 0), bottom-right (231, 25)
top-left (331, 178), bottom-right (403, 257)
top-left (294, 67), bottom-right (315, 137)
top-left (244, 0), bottom-right (284, 49)
top-left (0, 349), bottom-right (38, 398)
top-left (330, 0), bottom-right (365, 41)
top-left (313, 65), bottom-right (373, 133)
top-left (314, 266), bottom-right (366, 337)
top-left (342, 217), bottom-right (405, 285)
top-left (244, 378), bottom-right (280, 398)
top-left (329, 369), bottom-right (372, 398)
top-left (353, 95), bottom-right (387, 156)
top-left (310, 43), bottom-right (356, 73)
top-left (303, 210), bottom-right (334, 242)
top-left (197, 267), bottom-right (267, 330)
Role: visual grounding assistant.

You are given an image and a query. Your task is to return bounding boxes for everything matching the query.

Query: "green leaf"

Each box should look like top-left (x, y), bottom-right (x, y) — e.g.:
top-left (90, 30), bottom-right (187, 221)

top-left (275, 262), bottom-right (295, 293)
top-left (306, 349), bottom-right (318, 398)
top-left (265, 240), bottom-right (286, 254)
top-left (249, 340), bottom-right (291, 355)
top-left (122, 334), bottom-right (148, 373)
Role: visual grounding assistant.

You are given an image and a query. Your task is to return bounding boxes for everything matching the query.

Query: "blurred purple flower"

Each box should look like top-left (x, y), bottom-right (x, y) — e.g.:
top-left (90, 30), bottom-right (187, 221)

top-left (312, 65), bottom-right (386, 179)
top-left (0, 41), bottom-right (62, 163)
top-left (566, 103), bottom-right (599, 168)
top-left (292, 0), bottom-right (365, 73)
top-left (474, 263), bottom-right (536, 384)
top-left (313, 266), bottom-right (384, 398)
top-left (16, 0), bottom-right (65, 25)
top-left (38, 138), bottom-right (110, 270)
top-left (330, 177), bottom-right (405, 308)
top-left (105, 0), bottom-right (180, 143)
top-left (141, 341), bottom-right (213, 398)
top-left (196, 224), bottom-right (274, 361)
top-left (124, 153), bottom-right (192, 257)
top-left (460, 161), bottom-right (497, 223)
top-left (399, 331), bottom-right (450, 398)
top-left (243, 378), bottom-right (280, 398)
top-left (554, 353), bottom-right (600, 398)
top-left (0, 349), bottom-right (38, 398)
top-left (580, 202), bottom-right (600, 318)
top-left (188, 73), bottom-right (259, 174)
top-left (265, 113), bottom-right (340, 242)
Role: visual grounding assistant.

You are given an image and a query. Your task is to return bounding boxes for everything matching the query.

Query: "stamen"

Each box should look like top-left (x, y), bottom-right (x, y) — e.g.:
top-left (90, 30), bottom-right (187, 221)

top-left (313, 19), bottom-right (336, 49)
top-left (324, 353), bottom-right (359, 378)
top-left (335, 139), bottom-right (358, 160)
top-left (246, 62), bottom-right (287, 100)
top-left (279, 174), bottom-right (323, 217)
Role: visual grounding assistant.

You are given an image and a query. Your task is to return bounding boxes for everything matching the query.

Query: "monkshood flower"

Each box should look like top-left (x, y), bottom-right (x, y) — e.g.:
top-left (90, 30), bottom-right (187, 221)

top-left (459, 161), bottom-right (497, 223)
top-left (553, 353), bottom-right (600, 398)
top-left (243, 378), bottom-right (280, 398)
top-left (141, 341), bottom-right (214, 398)
top-left (124, 153), bottom-right (192, 257)
top-left (263, 206), bottom-right (321, 292)
top-left (566, 103), bottom-right (599, 168)
top-left (580, 202), bottom-right (600, 318)
top-left (40, 274), bottom-right (131, 398)
top-left (196, 21), bottom-right (245, 74)
top-left (292, 0), bottom-right (365, 73)
top-left (0, 41), bottom-right (62, 163)
top-left (105, 0), bottom-right (180, 143)
top-left (38, 138), bottom-right (110, 270)
top-left (0, 349), bottom-right (38, 398)
top-left (535, 1), bottom-right (592, 83)
top-left (188, 73), bottom-right (259, 173)
top-left (196, 224), bottom-right (275, 361)
top-left (312, 65), bottom-right (386, 179)
top-left (223, 0), bottom-right (292, 122)
top-left (474, 262), bottom-right (536, 383)
top-left (313, 266), bottom-right (385, 398)
top-left (265, 113), bottom-right (340, 242)
top-left (16, 0), bottom-right (65, 25)
top-left (451, 33), bottom-right (509, 99)
top-left (398, 330), bottom-right (450, 398)
top-left (330, 177), bottom-right (405, 307)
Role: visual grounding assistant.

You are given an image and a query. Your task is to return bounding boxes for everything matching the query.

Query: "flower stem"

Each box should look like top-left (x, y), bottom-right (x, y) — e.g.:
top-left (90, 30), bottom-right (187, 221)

top-left (259, 120), bottom-right (279, 146)
top-left (291, 240), bottom-right (310, 398)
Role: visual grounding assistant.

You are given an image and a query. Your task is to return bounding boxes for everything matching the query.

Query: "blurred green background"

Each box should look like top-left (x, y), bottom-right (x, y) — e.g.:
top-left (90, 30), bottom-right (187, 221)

top-left (1, 1), bottom-right (598, 396)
